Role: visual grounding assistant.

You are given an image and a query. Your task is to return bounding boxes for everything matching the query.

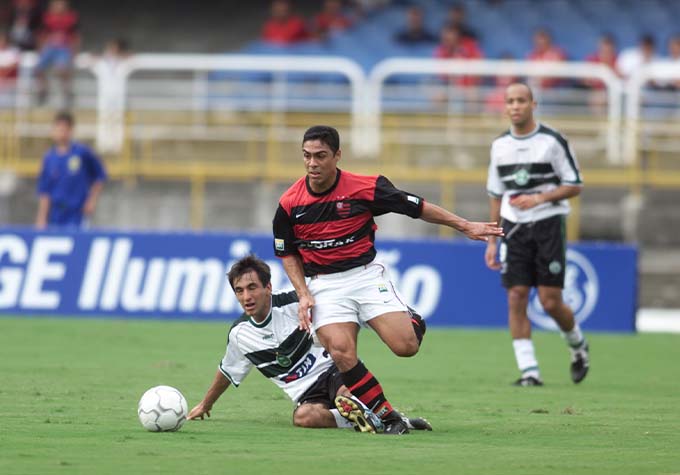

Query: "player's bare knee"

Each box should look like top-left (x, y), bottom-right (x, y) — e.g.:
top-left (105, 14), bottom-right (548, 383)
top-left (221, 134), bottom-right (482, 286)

top-left (539, 295), bottom-right (560, 314)
top-left (390, 335), bottom-right (419, 357)
top-left (293, 405), bottom-right (314, 428)
top-left (327, 345), bottom-right (357, 370)
top-left (508, 288), bottom-right (529, 307)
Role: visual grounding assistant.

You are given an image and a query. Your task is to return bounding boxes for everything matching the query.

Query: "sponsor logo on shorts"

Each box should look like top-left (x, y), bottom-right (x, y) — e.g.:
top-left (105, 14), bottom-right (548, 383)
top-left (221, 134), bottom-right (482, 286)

top-left (528, 249), bottom-right (599, 330)
top-left (407, 195), bottom-right (420, 205)
top-left (378, 284), bottom-right (388, 293)
top-left (275, 239), bottom-right (285, 251)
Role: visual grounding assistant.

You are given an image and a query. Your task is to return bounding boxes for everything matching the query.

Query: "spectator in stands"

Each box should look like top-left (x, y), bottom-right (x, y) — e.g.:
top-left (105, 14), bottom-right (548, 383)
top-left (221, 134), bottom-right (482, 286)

top-left (527, 29), bottom-right (566, 88)
top-left (582, 35), bottom-right (620, 112)
top-left (313, 0), bottom-right (353, 39)
top-left (394, 6), bottom-right (437, 45)
top-left (445, 4), bottom-right (477, 41)
top-left (34, 0), bottom-right (80, 108)
top-left (616, 34), bottom-right (657, 79)
top-left (7, 0), bottom-right (42, 51)
top-left (0, 31), bottom-right (20, 107)
top-left (583, 34), bottom-right (619, 88)
top-left (0, 31), bottom-right (20, 83)
top-left (665, 36), bottom-right (680, 90)
top-left (262, 0), bottom-right (309, 45)
top-left (485, 52), bottom-right (519, 113)
top-left (35, 111), bottom-right (107, 229)
top-left (434, 25), bottom-right (483, 87)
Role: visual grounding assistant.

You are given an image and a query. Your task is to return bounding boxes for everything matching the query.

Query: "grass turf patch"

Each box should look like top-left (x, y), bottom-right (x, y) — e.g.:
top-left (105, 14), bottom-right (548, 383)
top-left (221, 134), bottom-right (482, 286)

top-left (0, 316), bottom-right (678, 475)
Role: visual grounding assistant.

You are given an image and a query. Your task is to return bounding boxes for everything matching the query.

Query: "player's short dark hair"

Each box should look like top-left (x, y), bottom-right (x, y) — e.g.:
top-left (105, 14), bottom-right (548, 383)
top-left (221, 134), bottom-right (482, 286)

top-left (506, 82), bottom-right (533, 101)
top-left (302, 125), bottom-right (340, 154)
top-left (54, 111), bottom-right (74, 127)
top-left (227, 254), bottom-right (271, 289)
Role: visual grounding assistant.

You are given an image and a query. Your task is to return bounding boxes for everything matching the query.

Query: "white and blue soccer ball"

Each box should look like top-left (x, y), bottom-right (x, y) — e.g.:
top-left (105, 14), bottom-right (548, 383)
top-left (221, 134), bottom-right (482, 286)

top-left (137, 385), bottom-right (188, 432)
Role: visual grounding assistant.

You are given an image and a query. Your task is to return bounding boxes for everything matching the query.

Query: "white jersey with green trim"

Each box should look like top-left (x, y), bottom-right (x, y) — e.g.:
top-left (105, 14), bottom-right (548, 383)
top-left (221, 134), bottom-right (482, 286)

top-left (487, 122), bottom-right (583, 224)
top-left (218, 291), bottom-right (333, 403)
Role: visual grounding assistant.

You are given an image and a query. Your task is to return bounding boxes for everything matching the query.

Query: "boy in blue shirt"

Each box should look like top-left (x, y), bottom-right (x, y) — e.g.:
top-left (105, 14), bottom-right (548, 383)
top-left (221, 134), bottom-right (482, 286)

top-left (35, 112), bottom-right (107, 228)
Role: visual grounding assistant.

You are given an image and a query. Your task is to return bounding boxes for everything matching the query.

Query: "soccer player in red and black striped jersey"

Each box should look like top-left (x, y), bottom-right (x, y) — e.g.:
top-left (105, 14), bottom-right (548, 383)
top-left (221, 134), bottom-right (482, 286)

top-left (273, 125), bottom-right (503, 434)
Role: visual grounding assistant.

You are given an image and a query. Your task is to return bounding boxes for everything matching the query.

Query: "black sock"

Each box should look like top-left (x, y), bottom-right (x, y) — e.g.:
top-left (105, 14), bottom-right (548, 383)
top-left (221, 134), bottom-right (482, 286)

top-left (341, 361), bottom-right (396, 420)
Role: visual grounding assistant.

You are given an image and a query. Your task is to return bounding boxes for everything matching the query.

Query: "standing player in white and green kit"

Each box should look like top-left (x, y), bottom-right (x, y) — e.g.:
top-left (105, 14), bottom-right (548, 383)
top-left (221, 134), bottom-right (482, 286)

top-left (485, 83), bottom-right (590, 387)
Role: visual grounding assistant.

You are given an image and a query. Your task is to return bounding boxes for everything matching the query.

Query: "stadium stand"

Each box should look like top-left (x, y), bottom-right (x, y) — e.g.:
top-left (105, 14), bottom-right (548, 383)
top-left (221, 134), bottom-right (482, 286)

top-left (1, 0), bottom-right (680, 307)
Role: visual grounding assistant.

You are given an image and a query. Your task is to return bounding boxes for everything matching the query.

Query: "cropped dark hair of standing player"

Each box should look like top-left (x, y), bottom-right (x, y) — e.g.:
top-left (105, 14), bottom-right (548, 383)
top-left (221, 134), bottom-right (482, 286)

top-left (302, 125), bottom-right (340, 155)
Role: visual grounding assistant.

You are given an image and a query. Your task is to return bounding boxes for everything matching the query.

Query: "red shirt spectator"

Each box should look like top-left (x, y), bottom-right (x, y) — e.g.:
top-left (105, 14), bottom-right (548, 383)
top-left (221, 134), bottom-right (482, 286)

top-left (40, 0), bottom-right (79, 49)
top-left (434, 26), bottom-right (483, 86)
top-left (314, 0), bottom-right (352, 38)
top-left (584, 35), bottom-right (619, 89)
top-left (527, 29), bottom-right (566, 88)
top-left (262, 0), bottom-right (309, 45)
top-left (0, 32), bottom-right (20, 83)
top-left (485, 54), bottom-right (520, 113)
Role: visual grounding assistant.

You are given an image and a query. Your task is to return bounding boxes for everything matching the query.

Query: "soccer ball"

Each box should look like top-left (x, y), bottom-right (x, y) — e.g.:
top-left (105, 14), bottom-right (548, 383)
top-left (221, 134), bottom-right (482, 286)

top-left (137, 385), bottom-right (188, 432)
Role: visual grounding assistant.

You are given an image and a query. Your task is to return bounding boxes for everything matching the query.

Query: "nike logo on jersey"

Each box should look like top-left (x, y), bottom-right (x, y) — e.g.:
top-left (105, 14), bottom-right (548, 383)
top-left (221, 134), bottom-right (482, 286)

top-left (295, 212), bottom-right (307, 218)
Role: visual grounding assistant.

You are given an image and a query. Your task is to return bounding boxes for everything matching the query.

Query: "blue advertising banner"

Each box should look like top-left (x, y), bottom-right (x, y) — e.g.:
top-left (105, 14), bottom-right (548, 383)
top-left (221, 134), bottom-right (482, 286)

top-left (0, 228), bottom-right (637, 332)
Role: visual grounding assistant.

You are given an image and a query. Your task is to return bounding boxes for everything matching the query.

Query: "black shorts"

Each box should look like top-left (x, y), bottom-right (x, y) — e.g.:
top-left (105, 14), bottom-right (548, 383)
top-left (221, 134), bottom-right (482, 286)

top-left (500, 214), bottom-right (566, 288)
top-left (296, 363), bottom-right (344, 408)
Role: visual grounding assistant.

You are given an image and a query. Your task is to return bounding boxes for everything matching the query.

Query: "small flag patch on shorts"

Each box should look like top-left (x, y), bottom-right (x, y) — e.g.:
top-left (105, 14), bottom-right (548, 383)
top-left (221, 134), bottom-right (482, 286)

top-left (275, 239), bottom-right (285, 251)
top-left (378, 284), bottom-right (388, 293)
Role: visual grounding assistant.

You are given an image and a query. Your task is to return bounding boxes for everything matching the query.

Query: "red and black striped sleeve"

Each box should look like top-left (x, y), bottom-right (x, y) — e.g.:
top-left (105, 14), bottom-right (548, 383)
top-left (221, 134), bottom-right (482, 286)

top-left (369, 175), bottom-right (424, 218)
top-left (273, 204), bottom-right (298, 257)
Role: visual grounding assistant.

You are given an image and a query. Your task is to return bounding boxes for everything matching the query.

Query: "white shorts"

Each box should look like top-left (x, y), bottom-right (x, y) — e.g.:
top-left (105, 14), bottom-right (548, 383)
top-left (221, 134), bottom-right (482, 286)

top-left (307, 261), bottom-right (409, 331)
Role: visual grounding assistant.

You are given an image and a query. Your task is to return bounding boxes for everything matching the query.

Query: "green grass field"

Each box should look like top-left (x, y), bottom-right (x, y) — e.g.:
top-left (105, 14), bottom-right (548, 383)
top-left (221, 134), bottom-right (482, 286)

top-left (1, 316), bottom-right (679, 475)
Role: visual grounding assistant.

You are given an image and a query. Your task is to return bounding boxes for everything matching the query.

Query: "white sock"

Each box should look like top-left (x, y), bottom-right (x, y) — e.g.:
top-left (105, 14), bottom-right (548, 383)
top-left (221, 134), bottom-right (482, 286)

top-left (330, 409), bottom-right (354, 429)
top-left (562, 323), bottom-right (585, 348)
top-left (512, 338), bottom-right (540, 379)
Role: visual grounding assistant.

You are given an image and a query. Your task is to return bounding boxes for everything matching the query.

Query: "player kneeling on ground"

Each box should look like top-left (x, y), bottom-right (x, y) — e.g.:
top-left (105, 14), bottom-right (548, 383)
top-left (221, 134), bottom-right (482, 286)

top-left (187, 255), bottom-right (431, 433)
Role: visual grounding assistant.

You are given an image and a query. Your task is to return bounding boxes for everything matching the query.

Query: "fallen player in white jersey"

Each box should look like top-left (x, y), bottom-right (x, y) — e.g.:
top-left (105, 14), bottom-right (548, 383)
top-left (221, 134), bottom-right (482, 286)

top-left (187, 254), bottom-right (432, 433)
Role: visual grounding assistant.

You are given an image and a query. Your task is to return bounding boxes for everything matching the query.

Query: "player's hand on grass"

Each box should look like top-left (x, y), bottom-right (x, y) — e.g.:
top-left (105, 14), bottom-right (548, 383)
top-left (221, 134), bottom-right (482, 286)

top-left (187, 402), bottom-right (211, 420)
top-left (297, 294), bottom-right (315, 333)
top-left (485, 241), bottom-right (502, 271)
top-left (461, 221), bottom-right (504, 242)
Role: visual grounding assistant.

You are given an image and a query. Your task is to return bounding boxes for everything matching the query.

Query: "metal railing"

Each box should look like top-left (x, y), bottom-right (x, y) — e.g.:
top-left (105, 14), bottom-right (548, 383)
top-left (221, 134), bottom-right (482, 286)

top-left (2, 53), bottom-right (680, 232)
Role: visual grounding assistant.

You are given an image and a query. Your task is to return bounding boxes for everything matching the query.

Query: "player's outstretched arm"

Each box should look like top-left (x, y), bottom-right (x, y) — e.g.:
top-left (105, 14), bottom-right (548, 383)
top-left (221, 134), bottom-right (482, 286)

top-left (419, 201), bottom-right (504, 242)
top-left (485, 197), bottom-right (503, 270)
top-left (187, 370), bottom-right (231, 420)
top-left (281, 254), bottom-right (315, 333)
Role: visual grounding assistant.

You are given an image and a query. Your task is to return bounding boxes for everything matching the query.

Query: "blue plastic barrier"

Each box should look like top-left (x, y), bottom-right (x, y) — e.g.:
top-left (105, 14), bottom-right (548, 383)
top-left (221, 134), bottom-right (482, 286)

top-left (0, 228), bottom-right (637, 332)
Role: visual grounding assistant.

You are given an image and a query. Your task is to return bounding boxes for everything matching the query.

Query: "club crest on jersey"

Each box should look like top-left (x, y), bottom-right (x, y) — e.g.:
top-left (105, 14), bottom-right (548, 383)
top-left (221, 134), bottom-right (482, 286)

top-left (67, 155), bottom-right (81, 173)
top-left (336, 201), bottom-right (351, 218)
top-left (514, 168), bottom-right (530, 186)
